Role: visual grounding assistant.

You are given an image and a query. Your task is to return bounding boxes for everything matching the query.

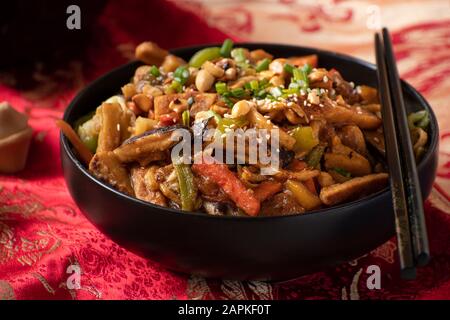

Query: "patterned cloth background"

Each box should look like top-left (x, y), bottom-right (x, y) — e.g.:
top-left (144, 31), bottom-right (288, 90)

top-left (0, 0), bottom-right (449, 300)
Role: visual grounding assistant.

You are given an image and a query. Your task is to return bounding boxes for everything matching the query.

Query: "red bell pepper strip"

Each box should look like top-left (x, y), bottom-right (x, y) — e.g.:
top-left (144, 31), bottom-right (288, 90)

top-left (253, 181), bottom-right (283, 202)
top-left (192, 162), bottom-right (260, 216)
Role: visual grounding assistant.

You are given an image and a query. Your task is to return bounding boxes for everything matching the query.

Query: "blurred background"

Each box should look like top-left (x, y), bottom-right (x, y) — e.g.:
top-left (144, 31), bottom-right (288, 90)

top-left (0, 0), bottom-right (448, 119)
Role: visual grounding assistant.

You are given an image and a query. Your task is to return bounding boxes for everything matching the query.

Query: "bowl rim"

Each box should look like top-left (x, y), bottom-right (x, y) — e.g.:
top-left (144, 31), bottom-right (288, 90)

top-left (61, 42), bottom-right (439, 221)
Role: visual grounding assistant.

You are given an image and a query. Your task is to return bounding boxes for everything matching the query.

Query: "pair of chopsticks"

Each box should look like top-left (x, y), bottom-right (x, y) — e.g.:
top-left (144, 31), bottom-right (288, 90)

top-left (375, 28), bottom-right (430, 279)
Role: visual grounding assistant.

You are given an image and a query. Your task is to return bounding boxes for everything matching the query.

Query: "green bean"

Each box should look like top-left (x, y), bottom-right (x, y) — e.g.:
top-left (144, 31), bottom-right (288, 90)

top-left (220, 39), bottom-right (234, 57)
top-left (255, 58), bottom-right (271, 72)
top-left (306, 144), bottom-right (326, 169)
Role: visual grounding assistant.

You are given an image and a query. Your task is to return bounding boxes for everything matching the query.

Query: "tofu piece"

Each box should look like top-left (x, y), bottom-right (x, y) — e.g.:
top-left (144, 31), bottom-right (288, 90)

top-left (97, 102), bottom-right (122, 152)
top-left (319, 173), bottom-right (388, 206)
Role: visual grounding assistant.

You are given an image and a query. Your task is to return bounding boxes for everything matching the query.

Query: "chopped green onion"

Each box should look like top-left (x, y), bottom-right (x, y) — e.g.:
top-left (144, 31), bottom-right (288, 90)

top-left (182, 110), bottom-right (190, 126)
top-left (302, 63), bottom-right (312, 75)
top-left (150, 65), bottom-right (160, 77)
top-left (221, 95), bottom-right (234, 107)
top-left (169, 80), bottom-right (182, 93)
top-left (220, 39), bottom-right (234, 58)
top-left (231, 48), bottom-right (247, 63)
top-left (189, 47), bottom-right (221, 68)
top-left (231, 87), bottom-right (245, 98)
top-left (218, 117), bottom-right (249, 133)
top-left (258, 79), bottom-right (270, 91)
top-left (306, 144), bottom-right (326, 169)
top-left (333, 167), bottom-right (351, 178)
top-left (291, 66), bottom-right (309, 90)
top-left (203, 110), bottom-right (222, 124)
top-left (270, 87), bottom-right (283, 98)
top-left (254, 89), bottom-right (267, 99)
top-left (255, 58), bottom-right (271, 72)
top-left (215, 82), bottom-right (228, 95)
top-left (173, 66), bottom-right (190, 85)
top-left (249, 80), bottom-right (259, 91)
top-left (283, 63), bottom-right (294, 74)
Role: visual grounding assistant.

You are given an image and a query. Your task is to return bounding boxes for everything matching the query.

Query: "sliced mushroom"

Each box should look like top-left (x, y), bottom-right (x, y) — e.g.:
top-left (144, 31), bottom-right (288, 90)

top-left (319, 173), bottom-right (388, 206)
top-left (337, 125), bottom-right (367, 156)
top-left (203, 201), bottom-right (228, 216)
top-left (89, 151), bottom-right (134, 195)
top-left (113, 125), bottom-right (184, 163)
top-left (260, 191), bottom-right (305, 216)
top-left (363, 129), bottom-right (386, 157)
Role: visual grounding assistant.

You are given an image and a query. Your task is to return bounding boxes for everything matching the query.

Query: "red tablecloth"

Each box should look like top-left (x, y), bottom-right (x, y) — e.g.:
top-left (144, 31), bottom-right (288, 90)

top-left (0, 0), bottom-right (449, 300)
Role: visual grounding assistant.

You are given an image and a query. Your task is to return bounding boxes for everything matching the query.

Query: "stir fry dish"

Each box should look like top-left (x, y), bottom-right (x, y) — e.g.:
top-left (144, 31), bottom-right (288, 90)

top-left (58, 39), bottom-right (430, 217)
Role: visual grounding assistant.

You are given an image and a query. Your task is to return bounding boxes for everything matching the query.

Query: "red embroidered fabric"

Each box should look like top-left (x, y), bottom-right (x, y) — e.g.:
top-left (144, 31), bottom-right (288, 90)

top-left (0, 0), bottom-right (449, 300)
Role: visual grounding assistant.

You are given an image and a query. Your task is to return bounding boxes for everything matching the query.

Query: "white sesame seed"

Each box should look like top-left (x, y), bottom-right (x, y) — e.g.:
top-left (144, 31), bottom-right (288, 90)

top-left (323, 76), bottom-right (328, 83)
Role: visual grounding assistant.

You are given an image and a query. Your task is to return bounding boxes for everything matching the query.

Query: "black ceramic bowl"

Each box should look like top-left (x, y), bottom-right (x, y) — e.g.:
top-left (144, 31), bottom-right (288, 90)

top-left (61, 43), bottom-right (439, 281)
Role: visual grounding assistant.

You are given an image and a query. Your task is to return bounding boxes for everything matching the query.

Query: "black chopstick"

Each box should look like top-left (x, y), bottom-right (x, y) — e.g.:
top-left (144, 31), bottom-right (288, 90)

top-left (375, 28), bottom-right (430, 279)
top-left (375, 32), bottom-right (416, 280)
top-left (381, 28), bottom-right (430, 268)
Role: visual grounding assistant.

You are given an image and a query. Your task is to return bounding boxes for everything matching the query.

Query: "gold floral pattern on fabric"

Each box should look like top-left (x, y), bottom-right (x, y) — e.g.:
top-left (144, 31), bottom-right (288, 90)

top-left (0, 280), bottom-right (15, 300)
